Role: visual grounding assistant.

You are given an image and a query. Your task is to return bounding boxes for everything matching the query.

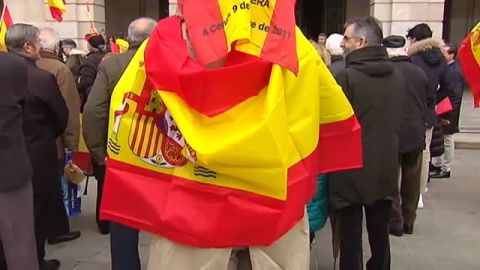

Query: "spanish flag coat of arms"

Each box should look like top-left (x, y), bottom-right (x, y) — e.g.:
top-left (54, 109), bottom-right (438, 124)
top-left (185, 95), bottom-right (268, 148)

top-left (101, 1), bottom-right (362, 248)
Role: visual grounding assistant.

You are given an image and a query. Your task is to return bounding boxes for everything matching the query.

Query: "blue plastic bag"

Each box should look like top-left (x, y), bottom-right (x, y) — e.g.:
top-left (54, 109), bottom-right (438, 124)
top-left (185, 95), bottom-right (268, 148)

top-left (62, 150), bottom-right (82, 217)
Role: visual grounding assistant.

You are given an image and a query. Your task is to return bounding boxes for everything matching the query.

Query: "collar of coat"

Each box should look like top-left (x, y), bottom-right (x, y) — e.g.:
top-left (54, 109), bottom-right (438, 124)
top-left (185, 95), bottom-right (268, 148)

top-left (40, 50), bottom-right (63, 62)
top-left (408, 38), bottom-right (443, 56)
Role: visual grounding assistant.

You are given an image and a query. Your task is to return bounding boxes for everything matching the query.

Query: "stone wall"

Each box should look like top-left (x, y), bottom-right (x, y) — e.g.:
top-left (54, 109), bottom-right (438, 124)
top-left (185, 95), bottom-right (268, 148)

top-left (8, 0), bottom-right (105, 49)
top-left (370, 0), bottom-right (445, 38)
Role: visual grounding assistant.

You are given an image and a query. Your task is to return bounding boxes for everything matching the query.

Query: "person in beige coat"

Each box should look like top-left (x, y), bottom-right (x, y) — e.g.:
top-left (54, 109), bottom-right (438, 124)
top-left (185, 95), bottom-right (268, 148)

top-left (37, 27), bottom-right (82, 245)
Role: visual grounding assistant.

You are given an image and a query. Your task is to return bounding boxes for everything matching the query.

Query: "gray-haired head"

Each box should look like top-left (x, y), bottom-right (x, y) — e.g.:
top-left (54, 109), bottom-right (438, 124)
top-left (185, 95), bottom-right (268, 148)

top-left (341, 16), bottom-right (383, 55)
top-left (6, 23), bottom-right (40, 53)
top-left (39, 27), bottom-right (60, 52)
top-left (127, 17), bottom-right (157, 47)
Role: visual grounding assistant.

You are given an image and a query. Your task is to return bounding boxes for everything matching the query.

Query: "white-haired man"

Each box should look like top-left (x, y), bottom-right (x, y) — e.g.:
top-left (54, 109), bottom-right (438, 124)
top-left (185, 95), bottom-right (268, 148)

top-left (36, 27), bottom-right (82, 245)
top-left (326, 33), bottom-right (346, 77)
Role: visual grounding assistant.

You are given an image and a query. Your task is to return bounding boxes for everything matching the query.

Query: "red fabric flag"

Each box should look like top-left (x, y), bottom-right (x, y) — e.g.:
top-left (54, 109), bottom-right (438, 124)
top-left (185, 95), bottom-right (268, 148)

top-left (458, 22), bottom-right (480, 108)
top-left (48, 0), bottom-right (67, 22)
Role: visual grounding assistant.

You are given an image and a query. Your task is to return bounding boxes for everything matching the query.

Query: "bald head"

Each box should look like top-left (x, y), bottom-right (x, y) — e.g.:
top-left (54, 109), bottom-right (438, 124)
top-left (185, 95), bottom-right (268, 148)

top-left (39, 27), bottom-right (60, 52)
top-left (128, 17), bottom-right (157, 46)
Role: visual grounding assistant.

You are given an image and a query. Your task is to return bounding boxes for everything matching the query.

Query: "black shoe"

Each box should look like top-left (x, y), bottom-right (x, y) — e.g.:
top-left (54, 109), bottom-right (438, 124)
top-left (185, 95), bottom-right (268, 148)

top-left (48, 231), bottom-right (81, 245)
top-left (429, 165), bottom-right (441, 176)
top-left (40, 259), bottom-right (60, 270)
top-left (404, 224), bottom-right (414, 235)
top-left (389, 227), bottom-right (404, 237)
top-left (431, 170), bottom-right (451, 179)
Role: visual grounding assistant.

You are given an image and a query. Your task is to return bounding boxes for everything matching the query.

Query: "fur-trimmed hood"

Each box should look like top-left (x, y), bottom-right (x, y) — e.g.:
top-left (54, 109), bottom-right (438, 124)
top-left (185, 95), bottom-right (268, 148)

top-left (408, 38), bottom-right (445, 66)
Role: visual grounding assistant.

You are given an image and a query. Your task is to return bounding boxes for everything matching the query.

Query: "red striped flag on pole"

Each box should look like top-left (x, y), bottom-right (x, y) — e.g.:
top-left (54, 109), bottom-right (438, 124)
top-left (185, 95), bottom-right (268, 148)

top-left (459, 21), bottom-right (480, 108)
top-left (0, 5), bottom-right (13, 52)
top-left (48, 0), bottom-right (67, 22)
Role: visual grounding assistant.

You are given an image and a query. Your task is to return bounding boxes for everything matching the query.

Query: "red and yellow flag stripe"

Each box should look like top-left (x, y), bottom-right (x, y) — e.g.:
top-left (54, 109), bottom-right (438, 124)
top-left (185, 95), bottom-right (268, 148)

top-left (459, 21), bottom-right (480, 108)
top-left (48, 0), bottom-right (67, 22)
top-left (100, 16), bottom-right (362, 248)
top-left (179, 0), bottom-right (299, 74)
top-left (0, 6), bottom-right (13, 52)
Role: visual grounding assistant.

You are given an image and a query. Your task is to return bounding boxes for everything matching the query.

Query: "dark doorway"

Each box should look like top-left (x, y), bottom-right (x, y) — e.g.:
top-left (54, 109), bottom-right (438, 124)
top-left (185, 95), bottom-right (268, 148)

top-left (105, 0), bottom-right (169, 38)
top-left (443, 0), bottom-right (480, 45)
top-left (296, 0), bottom-right (347, 40)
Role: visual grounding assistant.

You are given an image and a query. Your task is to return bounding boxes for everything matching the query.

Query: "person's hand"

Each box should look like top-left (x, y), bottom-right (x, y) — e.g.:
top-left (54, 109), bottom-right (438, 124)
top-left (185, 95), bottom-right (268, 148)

top-left (441, 119), bottom-right (451, 126)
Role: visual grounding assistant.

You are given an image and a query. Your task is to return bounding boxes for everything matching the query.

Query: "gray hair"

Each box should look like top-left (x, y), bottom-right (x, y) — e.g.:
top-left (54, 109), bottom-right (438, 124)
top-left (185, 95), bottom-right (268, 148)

top-left (39, 27), bottom-right (60, 51)
top-left (345, 17), bottom-right (384, 47)
top-left (127, 17), bottom-right (157, 46)
top-left (386, 47), bottom-right (408, 58)
top-left (5, 23), bottom-right (40, 53)
top-left (326, 34), bottom-right (344, 56)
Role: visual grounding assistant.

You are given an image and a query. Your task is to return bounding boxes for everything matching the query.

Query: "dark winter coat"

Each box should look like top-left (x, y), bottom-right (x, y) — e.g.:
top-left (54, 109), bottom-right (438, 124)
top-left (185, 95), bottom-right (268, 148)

top-left (19, 55), bottom-right (69, 194)
top-left (329, 46), bottom-right (406, 210)
top-left (391, 56), bottom-right (428, 153)
top-left (78, 50), bottom-right (106, 108)
top-left (0, 52), bottom-right (33, 192)
top-left (328, 55), bottom-right (345, 77)
top-left (409, 38), bottom-right (454, 128)
top-left (442, 61), bottom-right (465, 134)
top-left (430, 119), bottom-right (445, 157)
top-left (83, 48), bottom-right (138, 164)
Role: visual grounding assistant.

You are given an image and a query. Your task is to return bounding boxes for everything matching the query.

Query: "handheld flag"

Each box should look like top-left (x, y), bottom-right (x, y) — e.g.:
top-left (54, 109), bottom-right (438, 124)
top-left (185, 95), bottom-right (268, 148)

top-left (0, 6), bottom-right (13, 52)
top-left (48, 0), bottom-right (67, 22)
top-left (459, 21), bottom-right (480, 108)
top-left (99, 14), bottom-right (362, 248)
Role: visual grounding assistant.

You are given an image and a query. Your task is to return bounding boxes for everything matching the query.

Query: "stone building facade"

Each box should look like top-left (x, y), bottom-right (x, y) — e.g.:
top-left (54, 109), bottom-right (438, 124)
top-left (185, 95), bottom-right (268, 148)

top-left (1, 0), bottom-right (478, 49)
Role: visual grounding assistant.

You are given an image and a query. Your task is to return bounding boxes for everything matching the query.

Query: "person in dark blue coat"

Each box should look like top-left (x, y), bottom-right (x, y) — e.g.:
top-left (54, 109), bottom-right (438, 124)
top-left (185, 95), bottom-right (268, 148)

top-left (431, 43), bottom-right (466, 179)
top-left (406, 23), bottom-right (455, 206)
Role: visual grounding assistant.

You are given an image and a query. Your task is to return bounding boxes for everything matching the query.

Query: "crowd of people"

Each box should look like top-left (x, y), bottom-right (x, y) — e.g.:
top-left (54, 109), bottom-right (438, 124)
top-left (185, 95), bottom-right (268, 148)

top-left (0, 8), bottom-right (468, 270)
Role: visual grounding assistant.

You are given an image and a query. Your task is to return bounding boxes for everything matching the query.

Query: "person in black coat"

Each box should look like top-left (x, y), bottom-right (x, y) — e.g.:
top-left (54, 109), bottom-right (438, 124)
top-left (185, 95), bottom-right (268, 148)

top-left (383, 36), bottom-right (428, 237)
top-left (78, 34), bottom-right (107, 110)
top-left (431, 43), bottom-right (466, 178)
top-left (6, 24), bottom-right (69, 270)
top-left (329, 17), bottom-right (406, 270)
top-left (406, 23), bottom-right (455, 203)
top-left (0, 52), bottom-right (39, 270)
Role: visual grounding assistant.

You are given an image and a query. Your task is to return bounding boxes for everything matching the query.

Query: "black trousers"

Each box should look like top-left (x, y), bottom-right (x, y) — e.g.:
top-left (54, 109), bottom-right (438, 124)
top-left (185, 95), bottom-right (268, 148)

top-left (92, 161), bottom-right (110, 234)
top-left (338, 200), bottom-right (392, 270)
top-left (110, 222), bottom-right (140, 270)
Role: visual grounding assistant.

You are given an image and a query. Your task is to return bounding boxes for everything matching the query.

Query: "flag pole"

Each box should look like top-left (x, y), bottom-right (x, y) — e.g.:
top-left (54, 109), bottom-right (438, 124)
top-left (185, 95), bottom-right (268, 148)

top-left (85, 0), bottom-right (94, 30)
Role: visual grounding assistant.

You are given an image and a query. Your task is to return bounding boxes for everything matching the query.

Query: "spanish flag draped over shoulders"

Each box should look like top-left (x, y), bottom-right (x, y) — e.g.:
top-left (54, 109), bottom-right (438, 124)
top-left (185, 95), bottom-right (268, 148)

top-left (0, 6), bottom-right (13, 52)
top-left (459, 21), bottom-right (480, 108)
top-left (100, 0), bottom-right (362, 248)
top-left (48, 0), bottom-right (67, 22)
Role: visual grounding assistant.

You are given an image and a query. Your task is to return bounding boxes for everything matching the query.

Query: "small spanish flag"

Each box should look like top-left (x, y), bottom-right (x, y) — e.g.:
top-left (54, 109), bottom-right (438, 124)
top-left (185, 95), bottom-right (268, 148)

top-left (0, 6), bottom-right (13, 52)
top-left (48, 0), bottom-right (67, 22)
top-left (459, 21), bottom-right (480, 108)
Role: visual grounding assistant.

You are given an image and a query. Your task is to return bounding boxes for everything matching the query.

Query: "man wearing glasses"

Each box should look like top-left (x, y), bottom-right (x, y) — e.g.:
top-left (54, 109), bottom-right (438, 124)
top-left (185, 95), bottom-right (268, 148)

top-left (329, 17), bottom-right (406, 270)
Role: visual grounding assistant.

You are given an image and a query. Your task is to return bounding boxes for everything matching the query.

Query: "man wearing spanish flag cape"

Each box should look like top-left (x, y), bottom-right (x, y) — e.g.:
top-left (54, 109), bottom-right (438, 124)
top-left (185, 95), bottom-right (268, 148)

top-left (99, 1), bottom-right (362, 268)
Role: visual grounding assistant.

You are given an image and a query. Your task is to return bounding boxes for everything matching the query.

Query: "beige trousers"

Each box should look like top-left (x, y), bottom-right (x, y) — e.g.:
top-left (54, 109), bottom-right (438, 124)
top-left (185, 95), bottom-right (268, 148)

top-left (146, 212), bottom-right (310, 270)
top-left (420, 127), bottom-right (433, 194)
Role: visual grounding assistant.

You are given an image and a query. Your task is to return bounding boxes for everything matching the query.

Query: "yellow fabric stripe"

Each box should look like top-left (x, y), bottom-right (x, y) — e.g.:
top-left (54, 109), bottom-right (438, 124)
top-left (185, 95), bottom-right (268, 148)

top-left (0, 20), bottom-right (7, 52)
top-left (471, 22), bottom-right (480, 66)
top-left (48, 0), bottom-right (66, 11)
top-left (107, 32), bottom-right (355, 200)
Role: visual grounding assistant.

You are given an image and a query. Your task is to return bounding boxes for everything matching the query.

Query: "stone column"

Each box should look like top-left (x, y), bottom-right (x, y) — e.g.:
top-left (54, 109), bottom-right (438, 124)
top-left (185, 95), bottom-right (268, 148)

top-left (8, 0), bottom-right (46, 27)
top-left (370, 0), bottom-right (445, 38)
top-left (169, 0), bottom-right (178, 16)
top-left (46, 0), bottom-right (106, 50)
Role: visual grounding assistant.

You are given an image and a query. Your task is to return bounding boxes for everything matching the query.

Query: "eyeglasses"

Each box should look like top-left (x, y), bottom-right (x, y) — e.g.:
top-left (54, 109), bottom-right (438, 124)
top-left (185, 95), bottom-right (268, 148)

top-left (343, 35), bottom-right (362, 42)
